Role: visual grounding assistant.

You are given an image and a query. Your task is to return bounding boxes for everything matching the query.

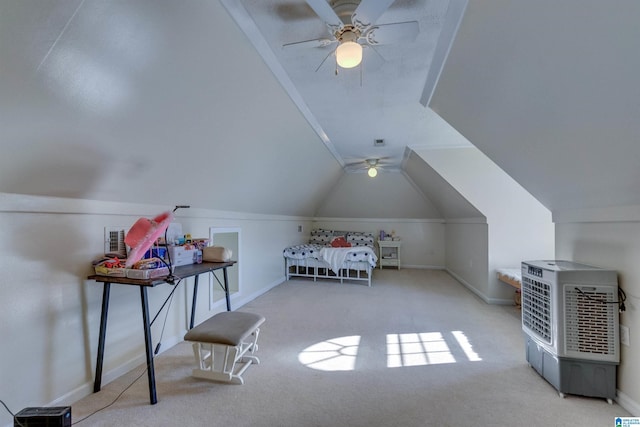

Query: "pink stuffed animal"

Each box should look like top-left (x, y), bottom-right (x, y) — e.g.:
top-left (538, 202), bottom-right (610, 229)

top-left (330, 236), bottom-right (351, 247)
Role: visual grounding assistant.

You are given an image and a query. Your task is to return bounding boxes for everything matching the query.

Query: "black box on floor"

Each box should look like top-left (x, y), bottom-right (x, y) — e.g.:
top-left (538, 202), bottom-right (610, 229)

top-left (14, 406), bottom-right (71, 427)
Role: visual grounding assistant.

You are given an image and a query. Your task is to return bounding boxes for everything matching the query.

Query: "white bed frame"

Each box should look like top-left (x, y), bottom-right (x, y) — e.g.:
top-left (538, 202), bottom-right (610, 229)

top-left (285, 256), bottom-right (373, 286)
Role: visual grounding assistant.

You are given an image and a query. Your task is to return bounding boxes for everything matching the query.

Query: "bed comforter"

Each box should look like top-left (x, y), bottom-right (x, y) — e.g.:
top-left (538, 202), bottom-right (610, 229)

top-left (283, 244), bottom-right (378, 273)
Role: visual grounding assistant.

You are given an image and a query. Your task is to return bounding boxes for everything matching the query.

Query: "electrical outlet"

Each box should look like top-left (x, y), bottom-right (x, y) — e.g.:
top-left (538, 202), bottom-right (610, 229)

top-left (620, 324), bottom-right (630, 346)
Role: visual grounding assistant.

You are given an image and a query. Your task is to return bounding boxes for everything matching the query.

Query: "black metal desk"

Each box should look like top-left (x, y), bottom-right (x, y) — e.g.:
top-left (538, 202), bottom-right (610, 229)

top-left (88, 261), bottom-right (236, 404)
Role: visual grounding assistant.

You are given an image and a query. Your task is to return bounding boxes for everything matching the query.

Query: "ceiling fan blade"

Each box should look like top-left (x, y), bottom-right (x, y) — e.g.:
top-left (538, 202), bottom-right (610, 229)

top-left (305, 0), bottom-right (342, 27)
top-left (315, 46), bottom-right (338, 72)
top-left (345, 158), bottom-right (379, 168)
top-left (362, 45), bottom-right (385, 71)
top-left (283, 37), bottom-right (336, 50)
top-left (364, 21), bottom-right (419, 45)
top-left (344, 164), bottom-right (369, 172)
top-left (352, 0), bottom-right (396, 28)
top-left (345, 162), bottom-right (365, 169)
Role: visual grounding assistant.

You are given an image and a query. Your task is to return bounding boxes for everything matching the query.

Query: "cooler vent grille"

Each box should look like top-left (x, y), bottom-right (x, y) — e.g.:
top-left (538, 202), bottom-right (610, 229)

top-left (564, 286), bottom-right (617, 356)
top-left (522, 276), bottom-right (552, 344)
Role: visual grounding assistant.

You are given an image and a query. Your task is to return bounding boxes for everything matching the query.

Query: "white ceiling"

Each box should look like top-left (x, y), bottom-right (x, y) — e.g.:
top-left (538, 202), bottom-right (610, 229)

top-left (224, 0), bottom-right (471, 170)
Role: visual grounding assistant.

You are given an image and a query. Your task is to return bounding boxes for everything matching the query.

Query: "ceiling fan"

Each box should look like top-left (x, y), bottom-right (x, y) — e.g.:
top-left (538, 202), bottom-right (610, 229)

top-left (283, 0), bottom-right (419, 72)
top-left (344, 158), bottom-right (395, 177)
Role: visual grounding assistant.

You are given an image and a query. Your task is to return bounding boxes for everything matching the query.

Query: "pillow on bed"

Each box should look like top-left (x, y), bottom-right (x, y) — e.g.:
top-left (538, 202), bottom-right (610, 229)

top-left (347, 232), bottom-right (375, 247)
top-left (310, 229), bottom-right (333, 245)
top-left (311, 228), bottom-right (332, 235)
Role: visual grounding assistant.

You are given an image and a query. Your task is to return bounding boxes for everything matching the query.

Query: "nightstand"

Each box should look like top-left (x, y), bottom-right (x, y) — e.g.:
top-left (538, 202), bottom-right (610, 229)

top-left (377, 240), bottom-right (402, 270)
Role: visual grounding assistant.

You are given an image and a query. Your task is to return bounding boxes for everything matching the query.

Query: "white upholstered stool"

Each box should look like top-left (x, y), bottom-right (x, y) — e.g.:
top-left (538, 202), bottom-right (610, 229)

top-left (184, 311), bottom-right (265, 384)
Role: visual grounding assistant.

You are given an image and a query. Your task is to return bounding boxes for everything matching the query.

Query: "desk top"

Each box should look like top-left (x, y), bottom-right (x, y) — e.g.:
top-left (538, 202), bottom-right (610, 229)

top-left (88, 261), bottom-right (236, 286)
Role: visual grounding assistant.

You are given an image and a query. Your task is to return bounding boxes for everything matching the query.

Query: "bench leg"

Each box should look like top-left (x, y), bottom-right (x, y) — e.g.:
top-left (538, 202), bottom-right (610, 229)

top-left (190, 328), bottom-right (261, 385)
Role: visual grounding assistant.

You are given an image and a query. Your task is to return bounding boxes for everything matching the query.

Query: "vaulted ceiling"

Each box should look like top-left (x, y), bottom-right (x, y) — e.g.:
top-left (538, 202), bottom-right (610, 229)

top-left (2, 0), bottom-right (639, 218)
top-left (225, 0), bottom-right (470, 171)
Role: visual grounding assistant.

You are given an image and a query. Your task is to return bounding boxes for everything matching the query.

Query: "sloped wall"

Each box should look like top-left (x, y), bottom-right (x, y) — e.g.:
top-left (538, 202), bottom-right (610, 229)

top-left (412, 146), bottom-right (554, 302)
top-left (403, 149), bottom-right (482, 220)
top-left (429, 0), bottom-right (640, 213)
top-left (403, 149), bottom-right (488, 295)
top-left (0, 0), bottom-right (341, 217)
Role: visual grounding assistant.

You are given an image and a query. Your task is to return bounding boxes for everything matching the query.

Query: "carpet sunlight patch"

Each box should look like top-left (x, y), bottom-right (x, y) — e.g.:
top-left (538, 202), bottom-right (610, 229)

top-left (298, 331), bottom-right (482, 371)
top-left (387, 330), bottom-right (482, 368)
top-left (298, 336), bottom-right (361, 371)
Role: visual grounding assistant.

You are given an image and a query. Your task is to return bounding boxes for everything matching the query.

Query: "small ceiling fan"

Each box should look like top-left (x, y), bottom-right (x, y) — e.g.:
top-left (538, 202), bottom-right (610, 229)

top-left (344, 158), bottom-right (395, 177)
top-left (283, 0), bottom-right (419, 72)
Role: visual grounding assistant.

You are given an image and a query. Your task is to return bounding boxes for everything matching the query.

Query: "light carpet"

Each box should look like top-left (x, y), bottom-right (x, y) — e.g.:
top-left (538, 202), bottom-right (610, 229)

top-left (71, 269), bottom-right (630, 426)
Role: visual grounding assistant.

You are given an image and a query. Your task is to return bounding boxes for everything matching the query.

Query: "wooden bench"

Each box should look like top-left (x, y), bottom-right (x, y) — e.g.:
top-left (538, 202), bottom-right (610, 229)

top-left (497, 268), bottom-right (522, 306)
top-left (184, 311), bottom-right (265, 384)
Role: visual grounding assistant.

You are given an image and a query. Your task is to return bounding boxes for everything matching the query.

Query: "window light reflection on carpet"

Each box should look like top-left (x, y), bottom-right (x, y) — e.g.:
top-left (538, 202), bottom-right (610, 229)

top-left (452, 330), bottom-right (482, 362)
top-left (298, 331), bottom-right (482, 372)
top-left (298, 336), bottom-right (360, 371)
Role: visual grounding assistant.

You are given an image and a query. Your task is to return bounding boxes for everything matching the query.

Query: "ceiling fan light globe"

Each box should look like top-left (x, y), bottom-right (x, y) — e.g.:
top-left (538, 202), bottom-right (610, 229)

top-left (368, 167), bottom-right (378, 178)
top-left (336, 41), bottom-right (362, 68)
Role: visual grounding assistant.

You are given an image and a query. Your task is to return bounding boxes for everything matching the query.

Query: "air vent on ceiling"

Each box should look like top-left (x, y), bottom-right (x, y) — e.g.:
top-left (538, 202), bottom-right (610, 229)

top-left (374, 139), bottom-right (385, 147)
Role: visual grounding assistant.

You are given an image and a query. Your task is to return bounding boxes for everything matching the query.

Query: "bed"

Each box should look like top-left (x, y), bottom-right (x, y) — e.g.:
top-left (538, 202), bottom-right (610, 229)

top-left (283, 230), bottom-right (378, 286)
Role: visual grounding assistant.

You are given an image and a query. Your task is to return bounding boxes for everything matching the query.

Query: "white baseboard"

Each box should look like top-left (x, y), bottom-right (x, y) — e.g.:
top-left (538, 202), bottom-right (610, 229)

top-left (401, 264), bottom-right (445, 270)
top-left (44, 332), bottom-right (184, 411)
top-left (44, 278), bottom-right (287, 414)
top-left (445, 268), bottom-right (513, 305)
top-left (486, 295), bottom-right (518, 305)
top-left (617, 390), bottom-right (640, 416)
top-left (446, 268), bottom-right (489, 302)
top-left (229, 276), bottom-right (285, 310)
top-left (50, 328), bottom-right (185, 406)
top-left (48, 352), bottom-right (147, 408)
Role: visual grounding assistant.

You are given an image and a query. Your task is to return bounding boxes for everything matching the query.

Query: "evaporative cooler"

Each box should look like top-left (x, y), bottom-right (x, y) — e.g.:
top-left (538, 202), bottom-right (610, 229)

top-left (521, 260), bottom-right (619, 403)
